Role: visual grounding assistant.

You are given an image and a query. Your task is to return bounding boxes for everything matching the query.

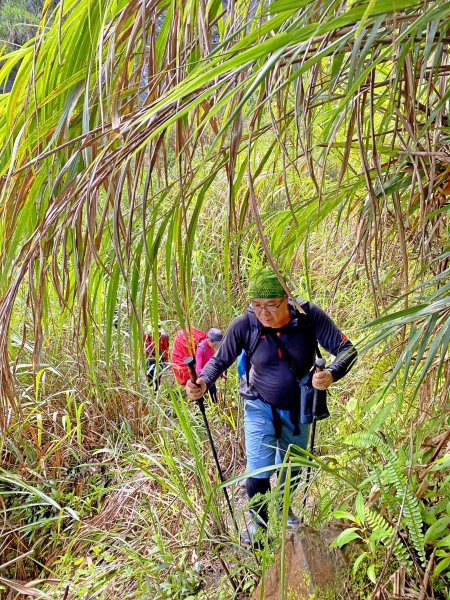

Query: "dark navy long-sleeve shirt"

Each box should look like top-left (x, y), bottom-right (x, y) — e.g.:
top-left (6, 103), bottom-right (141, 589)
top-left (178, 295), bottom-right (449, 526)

top-left (200, 301), bottom-right (357, 410)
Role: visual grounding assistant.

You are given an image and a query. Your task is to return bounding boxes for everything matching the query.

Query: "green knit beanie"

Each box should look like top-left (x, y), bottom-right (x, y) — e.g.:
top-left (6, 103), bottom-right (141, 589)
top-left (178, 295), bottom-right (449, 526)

top-left (247, 268), bottom-right (286, 299)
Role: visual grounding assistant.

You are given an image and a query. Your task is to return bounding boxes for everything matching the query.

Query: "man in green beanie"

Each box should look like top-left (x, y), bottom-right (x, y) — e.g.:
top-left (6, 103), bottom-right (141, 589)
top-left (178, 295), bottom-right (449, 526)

top-left (186, 267), bottom-right (357, 544)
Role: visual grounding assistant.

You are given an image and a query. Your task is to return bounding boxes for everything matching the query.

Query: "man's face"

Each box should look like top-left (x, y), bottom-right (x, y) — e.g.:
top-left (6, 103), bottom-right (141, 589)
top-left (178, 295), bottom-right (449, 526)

top-left (250, 295), bottom-right (290, 328)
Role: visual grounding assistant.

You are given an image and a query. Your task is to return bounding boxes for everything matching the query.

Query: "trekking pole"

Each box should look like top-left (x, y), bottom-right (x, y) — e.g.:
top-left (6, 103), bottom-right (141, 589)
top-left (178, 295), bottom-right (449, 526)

top-left (184, 357), bottom-right (237, 529)
top-left (302, 357), bottom-right (326, 512)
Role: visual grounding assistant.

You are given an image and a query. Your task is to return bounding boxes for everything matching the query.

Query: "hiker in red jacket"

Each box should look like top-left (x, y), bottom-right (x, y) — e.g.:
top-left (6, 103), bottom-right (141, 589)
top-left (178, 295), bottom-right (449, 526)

top-left (145, 329), bottom-right (169, 390)
top-left (186, 268), bottom-right (357, 544)
top-left (195, 328), bottom-right (223, 403)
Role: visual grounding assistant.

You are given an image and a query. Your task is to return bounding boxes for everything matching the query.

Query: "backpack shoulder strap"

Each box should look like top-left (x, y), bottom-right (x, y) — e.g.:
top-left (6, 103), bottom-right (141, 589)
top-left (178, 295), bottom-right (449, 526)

top-left (290, 299), bottom-right (322, 359)
top-left (243, 311), bottom-right (262, 386)
top-left (197, 339), bottom-right (208, 351)
top-left (266, 329), bottom-right (303, 380)
top-left (245, 310), bottom-right (262, 356)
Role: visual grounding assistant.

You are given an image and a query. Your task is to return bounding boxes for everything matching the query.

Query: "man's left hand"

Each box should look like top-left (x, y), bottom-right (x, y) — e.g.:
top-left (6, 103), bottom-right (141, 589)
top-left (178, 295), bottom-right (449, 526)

top-left (312, 369), bottom-right (334, 390)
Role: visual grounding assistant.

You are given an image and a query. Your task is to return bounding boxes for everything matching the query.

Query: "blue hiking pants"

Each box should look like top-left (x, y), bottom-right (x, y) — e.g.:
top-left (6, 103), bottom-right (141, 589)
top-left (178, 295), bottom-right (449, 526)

top-left (244, 398), bottom-right (310, 479)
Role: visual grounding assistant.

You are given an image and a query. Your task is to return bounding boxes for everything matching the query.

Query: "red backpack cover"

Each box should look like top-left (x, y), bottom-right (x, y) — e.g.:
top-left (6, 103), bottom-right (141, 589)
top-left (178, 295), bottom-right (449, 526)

top-left (171, 328), bottom-right (207, 385)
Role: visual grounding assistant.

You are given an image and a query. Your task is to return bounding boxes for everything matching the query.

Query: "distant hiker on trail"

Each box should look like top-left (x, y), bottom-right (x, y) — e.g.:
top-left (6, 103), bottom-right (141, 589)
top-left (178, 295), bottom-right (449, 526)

top-left (145, 328), bottom-right (169, 390)
top-left (185, 268), bottom-right (357, 545)
top-left (195, 328), bottom-right (223, 403)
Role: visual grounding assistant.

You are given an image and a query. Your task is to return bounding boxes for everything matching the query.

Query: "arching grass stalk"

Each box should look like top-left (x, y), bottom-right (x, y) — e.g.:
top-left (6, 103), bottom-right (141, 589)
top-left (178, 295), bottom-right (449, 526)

top-left (168, 385), bottom-right (234, 536)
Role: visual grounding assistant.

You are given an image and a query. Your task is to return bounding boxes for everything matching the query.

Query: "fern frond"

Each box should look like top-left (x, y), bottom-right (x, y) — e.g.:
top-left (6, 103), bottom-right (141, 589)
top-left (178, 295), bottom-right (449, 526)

top-left (346, 432), bottom-right (392, 455)
top-left (366, 509), bottom-right (413, 570)
top-left (383, 460), bottom-right (426, 566)
top-left (346, 432), bottom-right (426, 566)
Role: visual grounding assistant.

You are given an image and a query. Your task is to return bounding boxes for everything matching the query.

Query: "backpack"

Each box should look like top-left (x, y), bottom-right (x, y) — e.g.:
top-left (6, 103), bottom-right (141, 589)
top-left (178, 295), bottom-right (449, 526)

top-left (144, 331), bottom-right (169, 362)
top-left (236, 349), bottom-right (247, 379)
top-left (171, 328), bottom-right (207, 385)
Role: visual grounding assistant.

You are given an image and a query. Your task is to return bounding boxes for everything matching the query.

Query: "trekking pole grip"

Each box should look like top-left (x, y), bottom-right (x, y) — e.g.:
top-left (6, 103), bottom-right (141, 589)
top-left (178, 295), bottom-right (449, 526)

top-left (312, 358), bottom-right (326, 424)
top-left (184, 356), bottom-right (199, 386)
top-left (315, 357), bottom-right (326, 372)
top-left (183, 356), bottom-right (205, 411)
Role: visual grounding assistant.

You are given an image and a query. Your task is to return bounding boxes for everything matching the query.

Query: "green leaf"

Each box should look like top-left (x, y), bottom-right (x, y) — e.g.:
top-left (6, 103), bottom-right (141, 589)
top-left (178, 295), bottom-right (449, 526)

top-left (435, 534), bottom-right (450, 548)
top-left (268, 0), bottom-right (314, 14)
top-left (355, 492), bottom-right (365, 525)
top-left (424, 517), bottom-right (450, 544)
top-left (430, 455), bottom-right (450, 471)
top-left (332, 510), bottom-right (357, 522)
top-left (352, 551), bottom-right (368, 576)
top-left (369, 527), bottom-right (391, 543)
top-left (433, 556), bottom-right (450, 577)
top-left (367, 563), bottom-right (377, 584)
top-left (330, 527), bottom-right (362, 548)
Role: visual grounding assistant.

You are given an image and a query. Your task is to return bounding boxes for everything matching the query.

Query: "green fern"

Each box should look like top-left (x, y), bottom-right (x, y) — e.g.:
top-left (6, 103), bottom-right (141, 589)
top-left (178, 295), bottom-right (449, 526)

top-left (365, 508), bottom-right (413, 569)
top-left (382, 459), bottom-right (426, 566)
top-left (346, 432), bottom-right (426, 567)
top-left (345, 432), bottom-right (392, 456)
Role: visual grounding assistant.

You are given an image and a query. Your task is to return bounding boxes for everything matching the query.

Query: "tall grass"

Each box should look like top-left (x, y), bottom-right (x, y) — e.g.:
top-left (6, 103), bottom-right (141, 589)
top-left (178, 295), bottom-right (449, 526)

top-left (0, 0), bottom-right (449, 596)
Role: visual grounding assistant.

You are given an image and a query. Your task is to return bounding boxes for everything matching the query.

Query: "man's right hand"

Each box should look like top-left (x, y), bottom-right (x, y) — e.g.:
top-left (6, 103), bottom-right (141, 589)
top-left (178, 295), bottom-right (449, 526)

top-left (185, 378), bottom-right (207, 400)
